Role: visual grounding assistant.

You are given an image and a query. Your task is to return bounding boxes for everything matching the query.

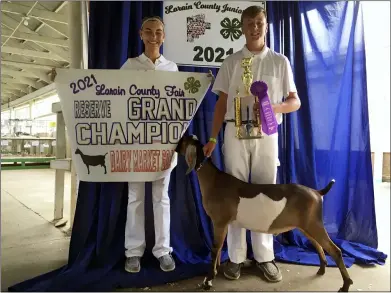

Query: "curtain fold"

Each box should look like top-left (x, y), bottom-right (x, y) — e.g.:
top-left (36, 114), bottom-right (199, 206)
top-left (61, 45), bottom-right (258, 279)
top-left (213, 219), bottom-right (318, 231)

top-left (269, 1), bottom-right (384, 264)
top-left (8, 1), bottom-right (387, 291)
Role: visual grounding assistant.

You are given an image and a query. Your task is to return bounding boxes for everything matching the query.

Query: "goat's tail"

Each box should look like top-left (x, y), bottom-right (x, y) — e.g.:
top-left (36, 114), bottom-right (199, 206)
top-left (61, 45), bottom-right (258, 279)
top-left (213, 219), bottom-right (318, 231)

top-left (317, 179), bottom-right (335, 196)
top-left (104, 153), bottom-right (108, 156)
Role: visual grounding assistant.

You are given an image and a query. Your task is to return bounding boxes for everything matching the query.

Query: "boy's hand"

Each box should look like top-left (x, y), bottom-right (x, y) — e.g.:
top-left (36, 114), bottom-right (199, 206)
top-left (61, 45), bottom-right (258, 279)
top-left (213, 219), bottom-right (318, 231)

top-left (203, 141), bottom-right (216, 157)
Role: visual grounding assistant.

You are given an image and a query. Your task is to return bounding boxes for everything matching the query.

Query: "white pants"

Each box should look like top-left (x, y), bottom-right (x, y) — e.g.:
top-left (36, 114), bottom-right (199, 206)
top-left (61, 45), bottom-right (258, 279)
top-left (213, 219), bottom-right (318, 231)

top-left (223, 123), bottom-right (279, 264)
top-left (125, 175), bottom-right (173, 259)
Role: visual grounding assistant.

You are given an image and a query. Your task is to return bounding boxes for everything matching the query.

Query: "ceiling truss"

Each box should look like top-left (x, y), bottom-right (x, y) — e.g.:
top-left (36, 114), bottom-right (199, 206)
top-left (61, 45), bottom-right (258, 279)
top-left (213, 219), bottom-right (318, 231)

top-left (1, 1), bottom-right (70, 106)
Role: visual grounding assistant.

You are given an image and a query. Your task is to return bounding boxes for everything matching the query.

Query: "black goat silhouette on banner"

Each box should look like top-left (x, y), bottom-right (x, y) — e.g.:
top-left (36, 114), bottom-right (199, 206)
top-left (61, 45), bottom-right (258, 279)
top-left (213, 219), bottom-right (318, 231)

top-left (75, 148), bottom-right (108, 174)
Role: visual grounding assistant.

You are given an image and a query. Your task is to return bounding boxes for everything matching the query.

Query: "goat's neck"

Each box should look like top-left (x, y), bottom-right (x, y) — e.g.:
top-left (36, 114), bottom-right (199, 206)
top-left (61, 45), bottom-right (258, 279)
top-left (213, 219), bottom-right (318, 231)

top-left (195, 161), bottom-right (221, 202)
top-left (193, 143), bottom-right (218, 183)
top-left (196, 160), bottom-right (217, 184)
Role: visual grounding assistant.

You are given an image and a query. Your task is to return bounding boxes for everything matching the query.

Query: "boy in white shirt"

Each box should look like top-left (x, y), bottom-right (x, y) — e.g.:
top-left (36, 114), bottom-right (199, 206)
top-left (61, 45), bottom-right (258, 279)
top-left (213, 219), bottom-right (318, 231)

top-left (203, 6), bottom-right (301, 282)
top-left (121, 16), bottom-right (178, 273)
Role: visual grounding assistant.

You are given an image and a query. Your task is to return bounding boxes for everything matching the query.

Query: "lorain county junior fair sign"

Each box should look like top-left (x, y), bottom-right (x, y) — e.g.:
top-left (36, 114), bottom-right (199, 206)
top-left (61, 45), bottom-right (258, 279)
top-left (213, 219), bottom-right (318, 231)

top-left (54, 69), bottom-right (212, 182)
top-left (163, 1), bottom-right (266, 67)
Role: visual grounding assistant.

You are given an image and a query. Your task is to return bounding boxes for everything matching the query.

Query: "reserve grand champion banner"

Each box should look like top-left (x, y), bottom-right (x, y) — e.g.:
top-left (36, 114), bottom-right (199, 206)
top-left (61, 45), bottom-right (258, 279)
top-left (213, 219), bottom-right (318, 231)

top-left (54, 69), bottom-right (212, 182)
top-left (163, 1), bottom-right (266, 67)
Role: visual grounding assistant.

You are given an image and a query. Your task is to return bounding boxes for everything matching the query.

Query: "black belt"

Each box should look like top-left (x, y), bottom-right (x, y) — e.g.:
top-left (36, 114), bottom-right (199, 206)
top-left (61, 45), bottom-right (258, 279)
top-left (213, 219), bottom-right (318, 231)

top-left (226, 119), bottom-right (256, 123)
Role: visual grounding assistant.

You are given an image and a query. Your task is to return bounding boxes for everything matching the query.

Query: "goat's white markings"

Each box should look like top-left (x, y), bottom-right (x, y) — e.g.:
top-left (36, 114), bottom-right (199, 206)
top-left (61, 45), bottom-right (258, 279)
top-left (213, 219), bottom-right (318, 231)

top-left (202, 277), bottom-right (213, 287)
top-left (234, 192), bottom-right (287, 233)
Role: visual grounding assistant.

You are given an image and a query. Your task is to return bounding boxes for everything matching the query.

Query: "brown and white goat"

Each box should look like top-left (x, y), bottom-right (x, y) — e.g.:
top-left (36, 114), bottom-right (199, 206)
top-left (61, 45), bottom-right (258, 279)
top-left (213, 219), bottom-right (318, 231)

top-left (175, 135), bottom-right (353, 292)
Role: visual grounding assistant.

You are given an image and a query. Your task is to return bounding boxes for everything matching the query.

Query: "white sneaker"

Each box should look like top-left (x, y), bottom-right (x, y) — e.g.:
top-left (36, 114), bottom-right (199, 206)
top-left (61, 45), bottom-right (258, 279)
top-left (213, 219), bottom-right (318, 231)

top-left (125, 256), bottom-right (140, 273)
top-left (158, 254), bottom-right (175, 272)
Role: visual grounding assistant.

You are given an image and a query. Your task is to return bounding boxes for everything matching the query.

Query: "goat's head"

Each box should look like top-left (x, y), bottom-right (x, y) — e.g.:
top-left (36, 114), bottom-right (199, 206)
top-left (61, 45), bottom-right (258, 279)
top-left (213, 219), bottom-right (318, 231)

top-left (175, 134), bottom-right (205, 175)
top-left (75, 148), bottom-right (82, 155)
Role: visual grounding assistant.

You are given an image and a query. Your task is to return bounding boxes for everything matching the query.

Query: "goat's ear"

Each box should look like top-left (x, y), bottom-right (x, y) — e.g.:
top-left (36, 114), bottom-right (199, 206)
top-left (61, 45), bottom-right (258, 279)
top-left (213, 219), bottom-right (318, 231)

top-left (175, 137), bottom-right (184, 153)
top-left (185, 144), bottom-right (197, 175)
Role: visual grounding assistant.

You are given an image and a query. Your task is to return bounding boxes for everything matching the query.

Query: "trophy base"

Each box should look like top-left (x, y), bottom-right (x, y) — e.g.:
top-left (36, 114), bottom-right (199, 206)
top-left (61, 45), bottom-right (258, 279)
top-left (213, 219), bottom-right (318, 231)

top-left (236, 134), bottom-right (264, 140)
top-left (235, 124), bottom-right (264, 140)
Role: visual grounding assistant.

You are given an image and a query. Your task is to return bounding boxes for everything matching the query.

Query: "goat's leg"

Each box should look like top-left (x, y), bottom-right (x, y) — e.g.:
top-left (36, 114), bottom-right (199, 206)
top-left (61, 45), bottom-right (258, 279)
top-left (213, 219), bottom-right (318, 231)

top-left (103, 164), bottom-right (107, 174)
top-left (87, 165), bottom-right (90, 174)
top-left (202, 224), bottom-right (228, 290)
top-left (299, 229), bottom-right (327, 275)
top-left (305, 223), bottom-right (353, 292)
top-left (216, 249), bottom-right (222, 269)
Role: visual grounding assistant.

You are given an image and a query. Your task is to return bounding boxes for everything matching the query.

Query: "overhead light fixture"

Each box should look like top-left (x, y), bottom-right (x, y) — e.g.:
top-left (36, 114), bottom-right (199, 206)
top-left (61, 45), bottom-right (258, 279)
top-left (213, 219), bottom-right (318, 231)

top-left (23, 17), bottom-right (30, 26)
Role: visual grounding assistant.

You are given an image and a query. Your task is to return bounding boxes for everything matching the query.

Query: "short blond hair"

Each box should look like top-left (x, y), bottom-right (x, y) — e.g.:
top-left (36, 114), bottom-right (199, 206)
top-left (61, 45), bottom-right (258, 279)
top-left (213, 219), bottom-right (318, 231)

top-left (141, 16), bottom-right (164, 30)
top-left (241, 6), bottom-right (267, 25)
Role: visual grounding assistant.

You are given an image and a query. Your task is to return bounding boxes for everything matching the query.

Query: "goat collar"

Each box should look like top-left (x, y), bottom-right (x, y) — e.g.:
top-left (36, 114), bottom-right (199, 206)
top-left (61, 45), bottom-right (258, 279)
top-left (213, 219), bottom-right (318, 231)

top-left (195, 156), bottom-right (209, 172)
top-left (192, 141), bottom-right (208, 172)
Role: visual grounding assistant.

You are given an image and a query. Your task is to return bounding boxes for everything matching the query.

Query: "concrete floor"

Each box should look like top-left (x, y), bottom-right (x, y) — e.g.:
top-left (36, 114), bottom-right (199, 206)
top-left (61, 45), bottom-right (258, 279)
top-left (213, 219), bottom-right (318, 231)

top-left (1, 169), bottom-right (72, 231)
top-left (1, 169), bottom-right (390, 292)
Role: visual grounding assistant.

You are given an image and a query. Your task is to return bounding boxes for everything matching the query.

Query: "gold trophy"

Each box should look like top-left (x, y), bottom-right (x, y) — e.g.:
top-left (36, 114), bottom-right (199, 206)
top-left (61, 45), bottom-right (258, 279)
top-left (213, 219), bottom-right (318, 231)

top-left (241, 57), bottom-right (253, 95)
top-left (233, 56), bottom-right (263, 139)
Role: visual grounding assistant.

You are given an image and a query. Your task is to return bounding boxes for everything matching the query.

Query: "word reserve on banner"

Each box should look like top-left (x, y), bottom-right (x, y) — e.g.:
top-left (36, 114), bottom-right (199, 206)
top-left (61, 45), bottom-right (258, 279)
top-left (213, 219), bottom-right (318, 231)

top-left (163, 1), bottom-right (266, 67)
top-left (54, 69), bottom-right (212, 182)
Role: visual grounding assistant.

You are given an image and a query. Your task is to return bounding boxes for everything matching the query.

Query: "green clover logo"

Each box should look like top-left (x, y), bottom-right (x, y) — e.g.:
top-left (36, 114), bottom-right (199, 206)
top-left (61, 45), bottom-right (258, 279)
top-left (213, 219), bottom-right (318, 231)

top-left (220, 17), bottom-right (242, 41)
top-left (184, 77), bottom-right (201, 94)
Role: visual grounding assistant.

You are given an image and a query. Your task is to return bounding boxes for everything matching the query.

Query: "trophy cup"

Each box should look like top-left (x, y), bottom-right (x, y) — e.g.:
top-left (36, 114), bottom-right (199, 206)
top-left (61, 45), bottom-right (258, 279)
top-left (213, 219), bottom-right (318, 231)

top-left (233, 56), bottom-right (264, 139)
top-left (241, 57), bottom-right (253, 95)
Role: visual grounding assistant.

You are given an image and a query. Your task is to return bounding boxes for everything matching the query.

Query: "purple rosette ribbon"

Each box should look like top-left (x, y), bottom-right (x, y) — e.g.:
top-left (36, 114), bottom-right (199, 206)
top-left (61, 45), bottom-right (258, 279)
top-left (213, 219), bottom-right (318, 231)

top-left (250, 81), bottom-right (278, 136)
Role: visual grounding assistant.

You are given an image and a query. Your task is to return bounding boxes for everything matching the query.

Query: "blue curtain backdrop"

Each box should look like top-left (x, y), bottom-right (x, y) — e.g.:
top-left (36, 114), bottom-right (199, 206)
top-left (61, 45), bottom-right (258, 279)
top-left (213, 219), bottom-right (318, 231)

top-left (8, 1), bottom-right (387, 291)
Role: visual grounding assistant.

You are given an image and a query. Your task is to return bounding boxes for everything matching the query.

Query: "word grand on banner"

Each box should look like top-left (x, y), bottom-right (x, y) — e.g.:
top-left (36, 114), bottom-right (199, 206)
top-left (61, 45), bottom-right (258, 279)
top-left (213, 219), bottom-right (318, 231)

top-left (54, 68), bottom-right (212, 182)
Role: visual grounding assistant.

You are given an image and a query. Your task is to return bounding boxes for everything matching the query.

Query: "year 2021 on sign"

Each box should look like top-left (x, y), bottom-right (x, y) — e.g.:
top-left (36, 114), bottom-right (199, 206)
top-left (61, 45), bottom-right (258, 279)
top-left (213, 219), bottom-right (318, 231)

top-left (163, 1), bottom-right (266, 67)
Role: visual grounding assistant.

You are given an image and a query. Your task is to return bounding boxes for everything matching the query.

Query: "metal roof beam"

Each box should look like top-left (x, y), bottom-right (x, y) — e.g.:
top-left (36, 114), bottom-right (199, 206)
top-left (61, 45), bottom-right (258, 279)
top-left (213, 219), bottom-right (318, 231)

top-left (1, 2), bottom-right (68, 25)
top-left (1, 67), bottom-right (50, 83)
top-left (1, 13), bottom-right (69, 63)
top-left (1, 83), bottom-right (56, 109)
top-left (38, 19), bottom-right (69, 38)
top-left (1, 88), bottom-right (21, 95)
top-left (1, 90), bottom-right (20, 99)
top-left (1, 60), bottom-right (55, 71)
top-left (2, 46), bottom-right (68, 62)
top-left (1, 83), bottom-right (29, 94)
top-left (2, 76), bottom-right (41, 89)
top-left (2, 28), bottom-right (68, 47)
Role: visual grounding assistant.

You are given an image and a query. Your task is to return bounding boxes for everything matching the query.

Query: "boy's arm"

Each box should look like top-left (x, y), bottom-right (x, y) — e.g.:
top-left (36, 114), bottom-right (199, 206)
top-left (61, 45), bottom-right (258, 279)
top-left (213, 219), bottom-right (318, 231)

top-left (273, 92), bottom-right (301, 113)
top-left (209, 59), bottom-right (231, 139)
top-left (203, 60), bottom-right (230, 156)
top-left (210, 92), bottom-right (228, 139)
top-left (274, 57), bottom-right (301, 113)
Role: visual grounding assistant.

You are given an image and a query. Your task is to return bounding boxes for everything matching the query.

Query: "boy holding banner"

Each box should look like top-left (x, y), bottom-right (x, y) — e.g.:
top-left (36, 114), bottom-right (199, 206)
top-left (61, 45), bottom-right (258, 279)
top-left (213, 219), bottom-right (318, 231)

top-left (121, 16), bottom-right (178, 274)
top-left (203, 6), bottom-right (301, 282)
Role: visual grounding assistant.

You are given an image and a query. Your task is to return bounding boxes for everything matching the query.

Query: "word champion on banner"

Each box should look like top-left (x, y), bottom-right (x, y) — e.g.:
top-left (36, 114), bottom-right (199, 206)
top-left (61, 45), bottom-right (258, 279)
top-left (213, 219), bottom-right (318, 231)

top-left (54, 69), bottom-right (213, 182)
top-left (163, 1), bottom-right (266, 67)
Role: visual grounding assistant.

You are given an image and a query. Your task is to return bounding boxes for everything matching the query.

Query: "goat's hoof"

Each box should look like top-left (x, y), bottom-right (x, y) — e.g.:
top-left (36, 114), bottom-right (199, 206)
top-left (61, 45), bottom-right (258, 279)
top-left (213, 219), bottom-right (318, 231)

top-left (201, 283), bottom-right (212, 291)
top-left (201, 277), bottom-right (212, 290)
top-left (316, 268), bottom-right (325, 275)
top-left (338, 279), bottom-right (353, 292)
